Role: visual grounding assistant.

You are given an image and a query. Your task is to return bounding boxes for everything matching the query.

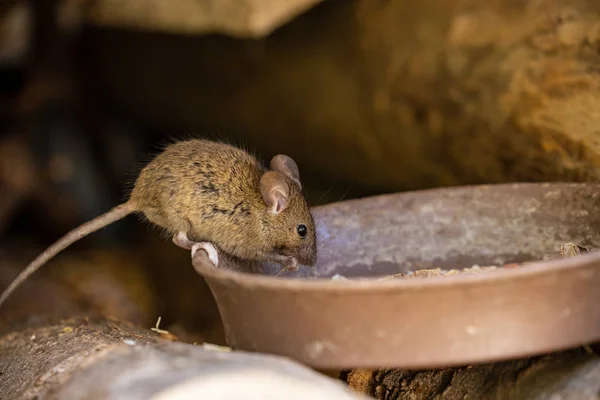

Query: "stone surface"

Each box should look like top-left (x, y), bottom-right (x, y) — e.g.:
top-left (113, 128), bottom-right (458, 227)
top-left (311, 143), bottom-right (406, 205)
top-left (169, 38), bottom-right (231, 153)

top-left (86, 0), bottom-right (324, 38)
top-left (345, 349), bottom-right (600, 400)
top-left (87, 0), bottom-right (600, 195)
top-left (0, 315), bottom-right (367, 400)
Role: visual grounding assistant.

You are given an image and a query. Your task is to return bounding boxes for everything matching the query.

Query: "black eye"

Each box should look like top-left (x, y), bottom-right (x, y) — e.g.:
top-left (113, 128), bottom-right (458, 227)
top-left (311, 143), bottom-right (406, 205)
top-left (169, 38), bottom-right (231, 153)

top-left (296, 224), bottom-right (308, 237)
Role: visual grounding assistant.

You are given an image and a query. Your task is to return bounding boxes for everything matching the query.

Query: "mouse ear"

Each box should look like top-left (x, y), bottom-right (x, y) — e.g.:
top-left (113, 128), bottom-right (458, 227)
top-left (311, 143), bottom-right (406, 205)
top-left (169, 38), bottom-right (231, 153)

top-left (260, 171), bottom-right (290, 214)
top-left (270, 154), bottom-right (301, 190)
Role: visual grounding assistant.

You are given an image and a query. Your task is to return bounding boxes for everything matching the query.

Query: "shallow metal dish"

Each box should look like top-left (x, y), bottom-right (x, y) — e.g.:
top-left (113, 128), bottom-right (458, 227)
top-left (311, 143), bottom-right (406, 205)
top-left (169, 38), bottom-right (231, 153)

top-left (195, 183), bottom-right (600, 369)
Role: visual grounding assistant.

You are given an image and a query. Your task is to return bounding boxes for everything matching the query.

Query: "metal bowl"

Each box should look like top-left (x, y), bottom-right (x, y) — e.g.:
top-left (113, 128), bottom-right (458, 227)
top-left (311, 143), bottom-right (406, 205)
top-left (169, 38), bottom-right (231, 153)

top-left (194, 183), bottom-right (600, 369)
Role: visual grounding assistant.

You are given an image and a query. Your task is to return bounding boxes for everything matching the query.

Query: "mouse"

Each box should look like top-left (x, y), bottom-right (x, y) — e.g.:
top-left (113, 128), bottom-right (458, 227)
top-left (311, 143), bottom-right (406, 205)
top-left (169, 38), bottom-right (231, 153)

top-left (0, 138), bottom-right (317, 308)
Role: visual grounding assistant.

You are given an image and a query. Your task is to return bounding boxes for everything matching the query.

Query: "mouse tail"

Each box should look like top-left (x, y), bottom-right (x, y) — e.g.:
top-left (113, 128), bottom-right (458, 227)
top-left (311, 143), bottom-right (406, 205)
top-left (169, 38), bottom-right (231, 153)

top-left (0, 201), bottom-right (137, 308)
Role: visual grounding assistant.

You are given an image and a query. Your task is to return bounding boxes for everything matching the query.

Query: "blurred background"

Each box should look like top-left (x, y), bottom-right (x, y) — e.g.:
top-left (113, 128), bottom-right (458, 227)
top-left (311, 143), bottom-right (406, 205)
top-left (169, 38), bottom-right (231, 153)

top-left (1, 0), bottom-right (599, 344)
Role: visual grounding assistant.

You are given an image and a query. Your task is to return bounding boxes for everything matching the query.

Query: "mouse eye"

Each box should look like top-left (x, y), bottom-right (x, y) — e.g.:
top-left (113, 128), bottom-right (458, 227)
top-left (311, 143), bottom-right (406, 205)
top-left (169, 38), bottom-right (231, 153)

top-left (296, 224), bottom-right (308, 238)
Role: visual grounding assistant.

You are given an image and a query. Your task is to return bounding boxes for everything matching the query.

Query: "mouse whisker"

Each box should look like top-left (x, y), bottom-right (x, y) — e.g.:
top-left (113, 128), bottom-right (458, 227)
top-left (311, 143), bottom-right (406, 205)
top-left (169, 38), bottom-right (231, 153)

top-left (315, 186), bottom-right (333, 205)
top-left (338, 187), bottom-right (352, 202)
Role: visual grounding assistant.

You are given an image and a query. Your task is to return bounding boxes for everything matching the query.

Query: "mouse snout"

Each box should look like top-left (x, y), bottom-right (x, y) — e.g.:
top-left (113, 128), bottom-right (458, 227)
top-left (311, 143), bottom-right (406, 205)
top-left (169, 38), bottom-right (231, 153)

top-left (296, 247), bottom-right (317, 267)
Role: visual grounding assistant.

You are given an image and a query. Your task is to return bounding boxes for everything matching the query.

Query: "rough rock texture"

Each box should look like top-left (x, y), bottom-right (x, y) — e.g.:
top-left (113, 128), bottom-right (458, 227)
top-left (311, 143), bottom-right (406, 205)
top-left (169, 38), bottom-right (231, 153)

top-left (344, 347), bottom-right (600, 400)
top-left (88, 0), bottom-right (600, 195)
top-left (0, 315), bottom-right (368, 400)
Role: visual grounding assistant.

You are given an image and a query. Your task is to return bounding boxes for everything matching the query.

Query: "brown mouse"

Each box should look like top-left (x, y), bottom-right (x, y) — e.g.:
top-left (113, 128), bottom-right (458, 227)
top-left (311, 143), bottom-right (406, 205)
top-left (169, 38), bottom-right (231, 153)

top-left (0, 139), bottom-right (317, 308)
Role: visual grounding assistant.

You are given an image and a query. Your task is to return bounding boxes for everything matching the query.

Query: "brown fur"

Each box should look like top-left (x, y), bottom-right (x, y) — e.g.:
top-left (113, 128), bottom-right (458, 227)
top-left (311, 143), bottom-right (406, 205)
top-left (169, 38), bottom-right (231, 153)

top-left (0, 139), bottom-right (317, 308)
top-left (130, 139), bottom-right (316, 264)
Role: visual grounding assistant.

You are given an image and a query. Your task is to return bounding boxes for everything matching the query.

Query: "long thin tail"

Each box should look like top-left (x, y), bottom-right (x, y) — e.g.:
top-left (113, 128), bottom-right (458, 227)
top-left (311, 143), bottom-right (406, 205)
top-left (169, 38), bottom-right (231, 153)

top-left (0, 201), bottom-right (136, 308)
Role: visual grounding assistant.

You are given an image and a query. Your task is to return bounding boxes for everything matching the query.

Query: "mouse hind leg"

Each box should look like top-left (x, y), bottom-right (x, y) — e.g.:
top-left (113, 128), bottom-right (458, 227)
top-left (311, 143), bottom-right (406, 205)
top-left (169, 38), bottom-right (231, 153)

top-left (141, 207), bottom-right (171, 231)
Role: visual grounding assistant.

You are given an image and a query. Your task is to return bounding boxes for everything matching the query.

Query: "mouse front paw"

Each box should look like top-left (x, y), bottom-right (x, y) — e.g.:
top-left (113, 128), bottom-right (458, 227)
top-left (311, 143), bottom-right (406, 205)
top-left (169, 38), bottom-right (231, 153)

top-left (191, 242), bottom-right (219, 267)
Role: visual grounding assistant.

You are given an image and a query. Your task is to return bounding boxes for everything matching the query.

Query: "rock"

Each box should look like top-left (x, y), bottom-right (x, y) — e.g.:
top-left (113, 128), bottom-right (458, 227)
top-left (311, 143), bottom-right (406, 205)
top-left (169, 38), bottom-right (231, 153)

top-left (0, 315), bottom-right (368, 400)
top-left (86, 0), bottom-right (325, 38)
top-left (86, 0), bottom-right (600, 194)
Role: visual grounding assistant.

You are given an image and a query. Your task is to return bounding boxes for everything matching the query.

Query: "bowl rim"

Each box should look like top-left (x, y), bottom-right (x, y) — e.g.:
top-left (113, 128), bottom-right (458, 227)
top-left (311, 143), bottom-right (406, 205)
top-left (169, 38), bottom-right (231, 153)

top-left (194, 182), bottom-right (600, 291)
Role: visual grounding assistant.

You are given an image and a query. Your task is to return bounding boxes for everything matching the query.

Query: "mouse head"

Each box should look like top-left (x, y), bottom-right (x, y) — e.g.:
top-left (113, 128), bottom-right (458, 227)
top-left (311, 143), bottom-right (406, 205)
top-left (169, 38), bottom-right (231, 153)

top-left (260, 154), bottom-right (317, 270)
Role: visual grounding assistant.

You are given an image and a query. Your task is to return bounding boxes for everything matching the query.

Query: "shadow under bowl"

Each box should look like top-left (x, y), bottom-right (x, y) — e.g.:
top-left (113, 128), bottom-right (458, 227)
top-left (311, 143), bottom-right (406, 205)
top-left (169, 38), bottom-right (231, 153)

top-left (194, 183), bottom-right (600, 369)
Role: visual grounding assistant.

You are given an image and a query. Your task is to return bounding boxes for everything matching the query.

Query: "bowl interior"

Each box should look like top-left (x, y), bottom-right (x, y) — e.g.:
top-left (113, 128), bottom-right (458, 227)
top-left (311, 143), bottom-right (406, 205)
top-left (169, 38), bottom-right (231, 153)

top-left (262, 183), bottom-right (600, 278)
top-left (201, 183), bottom-right (600, 369)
